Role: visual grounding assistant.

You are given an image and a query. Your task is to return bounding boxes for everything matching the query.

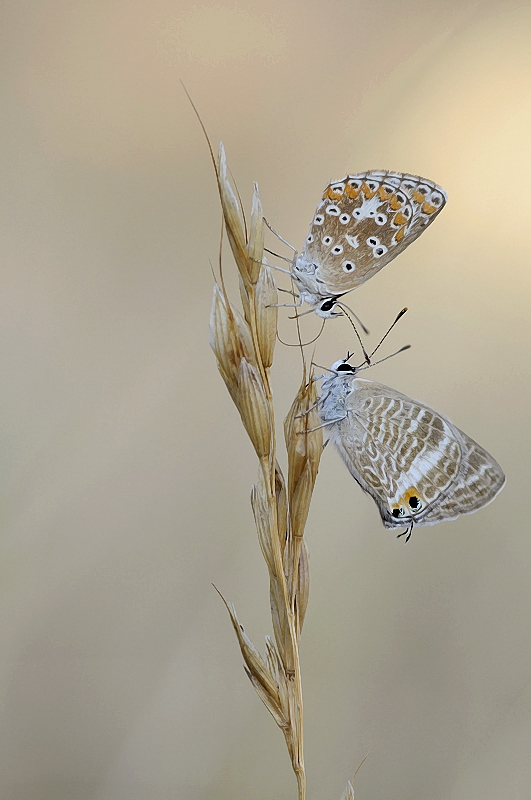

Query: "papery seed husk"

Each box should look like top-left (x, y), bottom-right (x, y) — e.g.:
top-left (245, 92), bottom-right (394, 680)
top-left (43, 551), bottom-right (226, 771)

top-left (296, 539), bottom-right (310, 631)
top-left (245, 669), bottom-right (286, 727)
top-left (209, 285), bottom-right (254, 390)
top-left (239, 274), bottom-right (251, 325)
top-left (236, 359), bottom-right (271, 458)
top-left (251, 482), bottom-right (275, 576)
top-left (223, 598), bottom-right (281, 704)
top-left (247, 182), bottom-right (264, 284)
top-left (218, 143), bottom-right (251, 285)
top-left (284, 375), bottom-right (322, 517)
top-left (289, 460), bottom-right (315, 540)
top-left (270, 575), bottom-right (290, 670)
top-left (340, 781), bottom-right (355, 800)
top-left (255, 265), bottom-right (278, 369)
top-left (275, 465), bottom-right (288, 554)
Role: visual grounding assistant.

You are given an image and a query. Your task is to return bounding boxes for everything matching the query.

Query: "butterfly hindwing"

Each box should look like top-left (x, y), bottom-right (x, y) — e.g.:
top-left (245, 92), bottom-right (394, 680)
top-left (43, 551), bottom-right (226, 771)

top-left (320, 371), bottom-right (505, 530)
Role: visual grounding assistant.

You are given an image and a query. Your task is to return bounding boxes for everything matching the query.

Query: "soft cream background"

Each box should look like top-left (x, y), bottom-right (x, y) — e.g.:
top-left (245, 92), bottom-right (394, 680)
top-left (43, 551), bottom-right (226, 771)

top-left (1, 1), bottom-right (530, 798)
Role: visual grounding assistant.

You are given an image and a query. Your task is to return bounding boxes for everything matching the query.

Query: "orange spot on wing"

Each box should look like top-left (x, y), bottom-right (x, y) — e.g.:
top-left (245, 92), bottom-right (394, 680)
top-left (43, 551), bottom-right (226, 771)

top-left (324, 187), bottom-right (343, 201)
top-left (378, 186), bottom-right (392, 201)
top-left (389, 195), bottom-right (402, 211)
top-left (362, 182), bottom-right (376, 199)
top-left (345, 184), bottom-right (360, 199)
top-left (421, 201), bottom-right (437, 215)
top-left (412, 190), bottom-right (425, 204)
top-left (394, 226), bottom-right (406, 243)
top-left (393, 211), bottom-right (408, 227)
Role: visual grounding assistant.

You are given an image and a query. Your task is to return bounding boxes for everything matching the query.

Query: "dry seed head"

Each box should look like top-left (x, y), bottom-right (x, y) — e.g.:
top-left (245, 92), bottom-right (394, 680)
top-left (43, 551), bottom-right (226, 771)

top-left (218, 143), bottom-right (251, 286)
top-left (296, 539), bottom-right (310, 631)
top-left (236, 358), bottom-right (272, 458)
top-left (216, 591), bottom-right (286, 727)
top-left (340, 781), bottom-right (355, 800)
top-left (251, 480), bottom-right (275, 576)
top-left (247, 182), bottom-right (264, 284)
top-left (270, 576), bottom-right (290, 670)
top-left (209, 284), bottom-right (254, 391)
top-left (274, 465), bottom-right (288, 552)
top-left (239, 274), bottom-right (251, 325)
top-left (254, 265), bottom-right (278, 369)
top-left (284, 374), bottom-right (322, 538)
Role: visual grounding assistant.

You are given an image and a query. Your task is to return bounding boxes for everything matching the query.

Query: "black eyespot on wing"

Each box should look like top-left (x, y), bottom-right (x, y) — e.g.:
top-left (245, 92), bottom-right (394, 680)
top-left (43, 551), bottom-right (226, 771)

top-left (392, 509), bottom-right (402, 518)
top-left (409, 496), bottom-right (421, 510)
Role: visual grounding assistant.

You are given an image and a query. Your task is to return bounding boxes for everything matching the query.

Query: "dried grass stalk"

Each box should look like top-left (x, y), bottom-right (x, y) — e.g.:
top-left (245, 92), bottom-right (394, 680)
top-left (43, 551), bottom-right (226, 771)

top-left (209, 144), bottom-right (325, 800)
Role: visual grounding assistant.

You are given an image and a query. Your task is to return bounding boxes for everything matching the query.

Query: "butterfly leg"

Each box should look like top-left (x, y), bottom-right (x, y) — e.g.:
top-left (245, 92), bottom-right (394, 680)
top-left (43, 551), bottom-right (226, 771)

top-left (395, 522), bottom-right (414, 544)
top-left (302, 415), bottom-right (347, 433)
top-left (264, 218), bottom-right (298, 254)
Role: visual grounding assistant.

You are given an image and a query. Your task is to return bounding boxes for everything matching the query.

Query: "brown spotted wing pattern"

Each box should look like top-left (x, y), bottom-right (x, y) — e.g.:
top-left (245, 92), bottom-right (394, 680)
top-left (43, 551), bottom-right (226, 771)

top-left (319, 366), bottom-right (505, 530)
top-left (292, 171), bottom-right (447, 314)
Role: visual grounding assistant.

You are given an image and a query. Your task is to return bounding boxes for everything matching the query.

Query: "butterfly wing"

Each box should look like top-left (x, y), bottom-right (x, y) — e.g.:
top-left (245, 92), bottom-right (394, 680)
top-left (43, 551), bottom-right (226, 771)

top-left (325, 378), bottom-right (504, 529)
top-left (295, 171), bottom-right (447, 298)
top-left (329, 379), bottom-right (463, 527)
top-left (415, 430), bottom-right (506, 525)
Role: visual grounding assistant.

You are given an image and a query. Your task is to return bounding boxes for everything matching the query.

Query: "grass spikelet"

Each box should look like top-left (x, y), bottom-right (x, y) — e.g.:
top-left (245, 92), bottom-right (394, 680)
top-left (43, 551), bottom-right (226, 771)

top-left (208, 152), bottom-right (323, 800)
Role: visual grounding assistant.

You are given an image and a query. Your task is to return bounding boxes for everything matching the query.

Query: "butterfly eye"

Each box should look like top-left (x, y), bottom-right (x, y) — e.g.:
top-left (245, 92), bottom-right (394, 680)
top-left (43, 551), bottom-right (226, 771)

top-left (339, 214), bottom-right (350, 224)
top-left (319, 299), bottom-right (337, 312)
top-left (331, 244), bottom-right (343, 255)
top-left (336, 363), bottom-right (355, 373)
top-left (342, 261), bottom-right (355, 272)
top-left (314, 215), bottom-right (324, 225)
top-left (375, 213), bottom-right (387, 225)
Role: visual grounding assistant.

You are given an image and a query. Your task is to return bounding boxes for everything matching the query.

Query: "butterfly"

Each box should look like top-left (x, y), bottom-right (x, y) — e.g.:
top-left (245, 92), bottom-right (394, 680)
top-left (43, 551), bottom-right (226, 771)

top-left (318, 359), bottom-right (505, 541)
top-left (284, 170), bottom-right (447, 318)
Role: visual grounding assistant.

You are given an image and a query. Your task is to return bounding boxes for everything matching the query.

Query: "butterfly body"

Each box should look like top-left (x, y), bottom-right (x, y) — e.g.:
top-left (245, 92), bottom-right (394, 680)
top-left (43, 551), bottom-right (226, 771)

top-left (293, 170), bottom-right (447, 317)
top-left (319, 363), bottom-right (505, 529)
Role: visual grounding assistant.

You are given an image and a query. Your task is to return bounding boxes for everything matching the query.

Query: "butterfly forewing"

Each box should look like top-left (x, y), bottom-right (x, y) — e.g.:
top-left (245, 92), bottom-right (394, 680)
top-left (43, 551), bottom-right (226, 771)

top-left (297, 170), bottom-right (447, 297)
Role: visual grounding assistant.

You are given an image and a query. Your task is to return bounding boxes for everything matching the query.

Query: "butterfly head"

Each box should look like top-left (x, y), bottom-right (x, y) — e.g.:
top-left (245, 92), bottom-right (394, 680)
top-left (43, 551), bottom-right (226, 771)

top-left (314, 297), bottom-right (343, 318)
top-left (330, 359), bottom-right (359, 375)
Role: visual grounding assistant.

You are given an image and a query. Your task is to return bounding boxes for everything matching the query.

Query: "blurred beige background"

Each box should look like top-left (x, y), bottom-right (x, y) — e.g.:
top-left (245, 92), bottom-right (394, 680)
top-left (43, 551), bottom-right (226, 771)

top-left (1, 1), bottom-right (530, 798)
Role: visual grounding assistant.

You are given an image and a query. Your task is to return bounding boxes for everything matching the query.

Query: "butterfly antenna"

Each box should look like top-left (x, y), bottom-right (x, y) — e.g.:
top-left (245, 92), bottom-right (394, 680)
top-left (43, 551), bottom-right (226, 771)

top-left (356, 344), bottom-right (411, 372)
top-left (334, 300), bottom-right (370, 335)
top-left (368, 307), bottom-right (408, 360)
top-left (336, 302), bottom-right (371, 364)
